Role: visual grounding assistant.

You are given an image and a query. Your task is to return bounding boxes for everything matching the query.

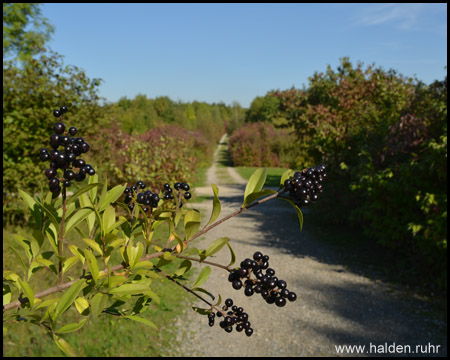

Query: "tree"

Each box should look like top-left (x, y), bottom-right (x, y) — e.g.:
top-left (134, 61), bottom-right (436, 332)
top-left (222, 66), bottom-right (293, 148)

top-left (154, 96), bottom-right (175, 123)
top-left (245, 94), bottom-right (282, 124)
top-left (3, 3), bottom-right (55, 62)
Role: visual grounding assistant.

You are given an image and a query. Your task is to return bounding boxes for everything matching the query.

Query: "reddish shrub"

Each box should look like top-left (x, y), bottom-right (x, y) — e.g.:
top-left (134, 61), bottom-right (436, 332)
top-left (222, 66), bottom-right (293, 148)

top-left (89, 122), bottom-right (212, 190)
top-left (228, 122), bottom-right (295, 167)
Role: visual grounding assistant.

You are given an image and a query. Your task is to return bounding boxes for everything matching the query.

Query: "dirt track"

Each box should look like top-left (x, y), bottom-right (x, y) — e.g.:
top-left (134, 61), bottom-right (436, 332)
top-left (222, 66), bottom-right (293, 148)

top-left (169, 135), bottom-right (447, 357)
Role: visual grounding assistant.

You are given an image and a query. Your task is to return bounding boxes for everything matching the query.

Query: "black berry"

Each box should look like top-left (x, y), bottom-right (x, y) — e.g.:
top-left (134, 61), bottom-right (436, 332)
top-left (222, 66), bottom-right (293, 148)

top-left (68, 126), bottom-right (77, 136)
top-left (53, 122), bottom-right (65, 134)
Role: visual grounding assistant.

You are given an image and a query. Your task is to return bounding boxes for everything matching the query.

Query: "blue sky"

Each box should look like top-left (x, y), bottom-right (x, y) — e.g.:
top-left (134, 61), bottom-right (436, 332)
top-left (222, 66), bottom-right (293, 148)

top-left (41, 3), bottom-right (447, 108)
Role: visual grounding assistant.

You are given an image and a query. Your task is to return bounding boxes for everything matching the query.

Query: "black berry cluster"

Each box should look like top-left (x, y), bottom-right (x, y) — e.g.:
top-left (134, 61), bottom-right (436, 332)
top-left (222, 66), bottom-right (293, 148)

top-left (123, 180), bottom-right (157, 212)
top-left (40, 106), bottom-right (95, 196)
top-left (283, 164), bottom-right (327, 207)
top-left (163, 182), bottom-right (191, 201)
top-left (228, 251), bottom-right (297, 307)
top-left (207, 298), bottom-right (254, 336)
top-left (123, 180), bottom-right (192, 213)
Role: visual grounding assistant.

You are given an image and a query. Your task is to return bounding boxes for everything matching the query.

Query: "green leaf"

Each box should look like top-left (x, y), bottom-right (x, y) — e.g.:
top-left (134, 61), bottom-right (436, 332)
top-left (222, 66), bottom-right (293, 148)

top-left (74, 297), bottom-right (90, 315)
top-left (143, 289), bottom-right (160, 304)
top-left (107, 275), bottom-right (128, 291)
top-left (12, 234), bottom-right (33, 262)
top-left (133, 260), bottom-right (154, 271)
top-left (280, 169), bottom-right (294, 187)
top-left (173, 232), bottom-right (185, 253)
top-left (155, 255), bottom-right (172, 268)
top-left (66, 183), bottom-right (101, 207)
top-left (97, 176), bottom-right (108, 209)
top-left (174, 211), bottom-right (184, 227)
top-left (9, 246), bottom-right (27, 275)
top-left (214, 294), bottom-right (222, 307)
top-left (207, 184), bottom-right (221, 225)
top-left (68, 245), bottom-right (85, 264)
top-left (192, 266), bottom-right (211, 288)
top-left (81, 238), bottom-right (103, 257)
top-left (153, 209), bottom-right (176, 219)
top-left (225, 241), bottom-right (236, 266)
top-left (84, 249), bottom-right (99, 284)
top-left (162, 251), bottom-right (174, 261)
top-left (18, 189), bottom-right (38, 211)
top-left (184, 209), bottom-right (201, 241)
top-left (278, 197), bottom-right (303, 231)
top-left (109, 283), bottom-right (151, 296)
top-left (192, 306), bottom-right (212, 315)
top-left (205, 237), bottom-right (230, 257)
top-left (243, 168), bottom-right (267, 207)
top-left (28, 260), bottom-right (44, 280)
top-left (88, 173), bottom-right (99, 203)
top-left (40, 202), bottom-right (60, 231)
top-left (107, 237), bottom-right (126, 251)
top-left (34, 256), bottom-right (57, 274)
top-left (89, 293), bottom-right (108, 317)
top-left (64, 208), bottom-right (93, 236)
top-left (102, 205), bottom-right (116, 235)
top-left (174, 259), bottom-right (192, 276)
top-left (98, 184), bottom-right (127, 212)
top-left (33, 297), bottom-right (59, 311)
top-left (54, 279), bottom-right (85, 319)
top-left (127, 242), bottom-right (144, 269)
top-left (79, 193), bottom-right (96, 235)
top-left (17, 278), bottom-right (34, 308)
top-left (18, 189), bottom-right (42, 228)
top-left (53, 334), bottom-right (79, 357)
top-left (3, 283), bottom-right (12, 305)
top-left (125, 315), bottom-right (158, 330)
top-left (191, 287), bottom-right (215, 301)
top-left (62, 256), bottom-right (79, 275)
top-left (131, 296), bottom-right (151, 315)
top-left (31, 229), bottom-right (44, 253)
top-left (243, 188), bottom-right (278, 207)
top-left (45, 223), bottom-right (59, 254)
top-left (55, 319), bottom-right (87, 334)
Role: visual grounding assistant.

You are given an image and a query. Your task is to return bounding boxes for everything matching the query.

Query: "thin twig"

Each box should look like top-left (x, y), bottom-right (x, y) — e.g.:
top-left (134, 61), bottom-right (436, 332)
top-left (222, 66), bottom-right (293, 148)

top-left (154, 265), bottom-right (228, 317)
top-left (155, 265), bottom-right (213, 306)
top-left (174, 255), bottom-right (231, 272)
top-left (190, 189), bottom-right (283, 242)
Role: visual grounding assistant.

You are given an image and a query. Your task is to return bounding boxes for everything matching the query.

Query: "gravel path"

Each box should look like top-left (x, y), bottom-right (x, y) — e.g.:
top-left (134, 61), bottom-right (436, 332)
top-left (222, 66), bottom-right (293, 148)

top-left (170, 135), bottom-right (447, 357)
